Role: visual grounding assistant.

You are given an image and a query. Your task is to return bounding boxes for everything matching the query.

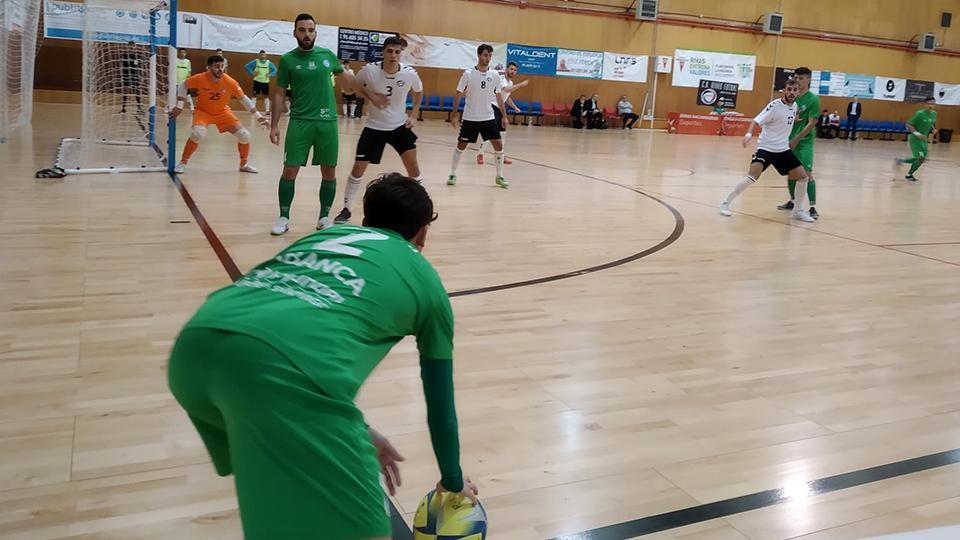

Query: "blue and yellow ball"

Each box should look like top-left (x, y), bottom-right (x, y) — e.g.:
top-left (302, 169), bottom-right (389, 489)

top-left (412, 489), bottom-right (487, 540)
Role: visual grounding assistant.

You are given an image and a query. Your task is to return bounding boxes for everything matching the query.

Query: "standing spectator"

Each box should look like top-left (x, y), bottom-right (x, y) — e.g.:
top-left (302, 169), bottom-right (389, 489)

top-left (846, 96), bottom-right (862, 140)
top-left (341, 60), bottom-right (359, 117)
top-left (617, 95), bottom-right (639, 130)
top-left (244, 50), bottom-right (277, 114)
top-left (570, 94), bottom-right (587, 129)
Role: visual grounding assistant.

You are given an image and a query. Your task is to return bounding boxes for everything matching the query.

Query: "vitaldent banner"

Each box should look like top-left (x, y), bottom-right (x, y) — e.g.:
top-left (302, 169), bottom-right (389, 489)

top-left (556, 48), bottom-right (603, 79)
top-left (673, 49), bottom-right (756, 91)
top-left (400, 34), bottom-right (506, 71)
top-left (506, 43), bottom-right (558, 75)
top-left (601, 52), bottom-right (648, 83)
top-left (201, 14), bottom-right (337, 55)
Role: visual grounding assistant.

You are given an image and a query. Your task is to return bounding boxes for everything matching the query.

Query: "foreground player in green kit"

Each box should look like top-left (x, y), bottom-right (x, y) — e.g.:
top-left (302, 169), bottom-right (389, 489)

top-left (777, 66), bottom-right (821, 219)
top-left (896, 97), bottom-right (937, 181)
top-left (268, 13), bottom-right (387, 236)
top-left (168, 174), bottom-right (478, 540)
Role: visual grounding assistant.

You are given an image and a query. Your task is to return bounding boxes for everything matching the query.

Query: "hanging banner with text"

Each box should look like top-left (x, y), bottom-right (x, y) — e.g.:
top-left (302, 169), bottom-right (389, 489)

top-left (813, 71), bottom-right (846, 96)
top-left (43, 0), bottom-right (176, 44)
top-left (506, 43), bottom-right (558, 75)
top-left (843, 73), bottom-right (875, 98)
top-left (601, 52), bottom-right (648, 83)
top-left (905, 79), bottom-right (935, 102)
top-left (201, 15), bottom-right (337, 54)
top-left (556, 48), bottom-right (603, 79)
top-left (673, 49), bottom-right (755, 91)
top-left (874, 76), bottom-right (906, 101)
top-left (934, 82), bottom-right (960, 105)
top-left (697, 79), bottom-right (738, 109)
top-left (400, 34), bottom-right (506, 71)
top-left (337, 27), bottom-right (396, 63)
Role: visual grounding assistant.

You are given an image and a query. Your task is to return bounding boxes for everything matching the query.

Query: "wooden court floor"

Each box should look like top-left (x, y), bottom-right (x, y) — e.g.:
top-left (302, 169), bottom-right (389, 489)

top-left (2, 103), bottom-right (960, 540)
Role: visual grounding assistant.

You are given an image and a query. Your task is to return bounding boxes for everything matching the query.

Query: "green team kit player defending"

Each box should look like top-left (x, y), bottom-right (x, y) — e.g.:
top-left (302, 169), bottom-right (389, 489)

top-left (168, 174), bottom-right (479, 539)
top-left (268, 13), bottom-right (388, 236)
top-left (777, 66), bottom-right (821, 220)
top-left (896, 97), bottom-right (937, 181)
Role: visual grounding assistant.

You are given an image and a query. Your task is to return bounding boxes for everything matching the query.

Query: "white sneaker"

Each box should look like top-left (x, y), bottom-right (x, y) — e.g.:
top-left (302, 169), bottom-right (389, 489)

top-left (791, 210), bottom-right (815, 223)
top-left (270, 216), bottom-right (290, 235)
top-left (316, 216), bottom-right (332, 230)
top-left (239, 163), bottom-right (259, 174)
top-left (719, 201), bottom-right (732, 216)
top-left (173, 162), bottom-right (186, 174)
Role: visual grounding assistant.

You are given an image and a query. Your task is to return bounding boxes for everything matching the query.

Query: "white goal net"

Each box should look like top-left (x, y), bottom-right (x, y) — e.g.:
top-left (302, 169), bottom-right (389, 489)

top-left (56, 0), bottom-right (175, 174)
top-left (0, 0), bottom-right (41, 144)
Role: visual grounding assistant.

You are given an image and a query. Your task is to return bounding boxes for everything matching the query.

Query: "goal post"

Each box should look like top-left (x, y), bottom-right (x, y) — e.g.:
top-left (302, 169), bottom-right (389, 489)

top-left (0, 0), bottom-right (42, 144)
top-left (54, 0), bottom-right (178, 175)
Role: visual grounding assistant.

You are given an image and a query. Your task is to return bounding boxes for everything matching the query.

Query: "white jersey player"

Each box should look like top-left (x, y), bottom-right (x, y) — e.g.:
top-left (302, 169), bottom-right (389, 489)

top-left (719, 78), bottom-right (815, 223)
top-left (335, 37), bottom-right (424, 224)
top-left (448, 44), bottom-right (509, 189)
top-left (477, 61), bottom-right (528, 165)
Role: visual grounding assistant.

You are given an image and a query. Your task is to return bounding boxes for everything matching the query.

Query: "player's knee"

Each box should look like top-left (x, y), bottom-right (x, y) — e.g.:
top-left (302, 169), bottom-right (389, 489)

top-left (234, 127), bottom-right (252, 144)
top-left (190, 125), bottom-right (207, 142)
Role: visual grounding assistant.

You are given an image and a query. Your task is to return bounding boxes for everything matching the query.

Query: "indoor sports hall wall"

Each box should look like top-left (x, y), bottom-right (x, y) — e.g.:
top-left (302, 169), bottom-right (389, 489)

top-left (35, 0), bottom-right (960, 128)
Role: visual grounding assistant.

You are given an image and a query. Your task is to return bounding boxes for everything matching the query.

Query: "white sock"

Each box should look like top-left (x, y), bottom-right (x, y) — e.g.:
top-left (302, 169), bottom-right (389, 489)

top-left (349, 103), bottom-right (356, 117)
top-left (793, 179), bottom-right (809, 211)
top-left (264, 99), bottom-right (270, 113)
top-left (477, 140), bottom-right (487, 157)
top-left (451, 148), bottom-right (464, 176)
top-left (724, 176), bottom-right (755, 204)
top-left (412, 175), bottom-right (423, 183)
top-left (343, 174), bottom-right (363, 211)
top-left (342, 103), bottom-right (348, 116)
top-left (494, 151), bottom-right (505, 178)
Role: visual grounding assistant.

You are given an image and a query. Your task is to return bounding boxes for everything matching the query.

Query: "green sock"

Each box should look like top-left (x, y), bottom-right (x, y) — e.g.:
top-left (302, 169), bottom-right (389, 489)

top-left (807, 180), bottom-right (816, 206)
top-left (787, 180), bottom-right (797, 200)
top-left (278, 178), bottom-right (295, 219)
top-left (908, 160), bottom-right (922, 175)
top-left (319, 179), bottom-right (336, 219)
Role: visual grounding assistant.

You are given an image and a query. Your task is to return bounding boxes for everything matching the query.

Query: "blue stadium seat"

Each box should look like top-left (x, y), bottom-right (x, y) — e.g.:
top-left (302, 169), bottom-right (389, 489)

top-left (440, 96), bottom-right (454, 112)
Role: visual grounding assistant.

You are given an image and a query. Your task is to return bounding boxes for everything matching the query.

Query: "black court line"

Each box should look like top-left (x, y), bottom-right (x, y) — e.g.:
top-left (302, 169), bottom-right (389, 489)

top-left (550, 447), bottom-right (960, 540)
top-left (879, 240), bottom-right (960, 247)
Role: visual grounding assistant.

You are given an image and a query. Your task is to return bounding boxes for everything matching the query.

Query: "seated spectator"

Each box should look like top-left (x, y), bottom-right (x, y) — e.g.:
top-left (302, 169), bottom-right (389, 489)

top-left (827, 110), bottom-right (841, 138)
top-left (570, 94), bottom-right (587, 129)
top-left (585, 93), bottom-right (604, 129)
top-left (816, 109), bottom-right (831, 138)
top-left (617, 95), bottom-right (639, 130)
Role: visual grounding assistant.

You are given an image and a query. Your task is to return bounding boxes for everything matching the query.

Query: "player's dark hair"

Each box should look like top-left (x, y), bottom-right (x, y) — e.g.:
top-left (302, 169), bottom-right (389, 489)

top-left (363, 173), bottom-right (437, 240)
top-left (207, 55), bottom-right (225, 66)
top-left (784, 77), bottom-right (800, 87)
top-left (794, 66), bottom-right (812, 76)
top-left (924, 96), bottom-right (936, 103)
top-left (294, 13), bottom-right (315, 25)
top-left (507, 61), bottom-right (518, 68)
top-left (384, 36), bottom-right (406, 50)
top-left (477, 43), bottom-right (493, 56)
top-left (259, 49), bottom-right (265, 54)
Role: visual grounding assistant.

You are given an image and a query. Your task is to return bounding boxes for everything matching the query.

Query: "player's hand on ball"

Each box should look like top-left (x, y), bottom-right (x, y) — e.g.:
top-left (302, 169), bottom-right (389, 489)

top-left (437, 476), bottom-right (479, 506)
top-left (270, 127), bottom-right (280, 146)
top-left (370, 92), bottom-right (390, 109)
top-left (368, 427), bottom-right (405, 496)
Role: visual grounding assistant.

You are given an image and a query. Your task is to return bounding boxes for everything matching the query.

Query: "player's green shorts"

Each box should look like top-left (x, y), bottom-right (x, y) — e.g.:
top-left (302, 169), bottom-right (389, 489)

top-left (793, 139), bottom-right (814, 171)
top-left (909, 135), bottom-right (928, 159)
top-left (284, 118), bottom-right (339, 167)
top-left (168, 327), bottom-right (389, 540)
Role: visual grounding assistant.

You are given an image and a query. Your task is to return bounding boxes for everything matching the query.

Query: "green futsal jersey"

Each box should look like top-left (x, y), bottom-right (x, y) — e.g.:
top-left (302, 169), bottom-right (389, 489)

top-left (277, 46), bottom-right (342, 121)
top-left (184, 225), bottom-right (454, 403)
top-left (908, 108), bottom-right (937, 138)
top-left (790, 90), bottom-right (821, 144)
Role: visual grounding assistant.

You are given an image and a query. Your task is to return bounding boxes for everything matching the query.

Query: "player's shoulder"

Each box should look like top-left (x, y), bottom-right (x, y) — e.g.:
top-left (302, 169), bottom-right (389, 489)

top-left (400, 63), bottom-right (418, 74)
top-left (222, 73), bottom-right (240, 84)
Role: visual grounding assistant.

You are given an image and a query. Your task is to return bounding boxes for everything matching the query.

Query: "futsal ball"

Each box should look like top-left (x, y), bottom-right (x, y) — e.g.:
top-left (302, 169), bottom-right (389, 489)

top-left (412, 489), bottom-right (487, 539)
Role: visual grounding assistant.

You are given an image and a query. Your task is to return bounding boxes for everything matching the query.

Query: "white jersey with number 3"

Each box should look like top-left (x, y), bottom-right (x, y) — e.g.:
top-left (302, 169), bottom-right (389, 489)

top-left (754, 98), bottom-right (797, 152)
top-left (457, 67), bottom-right (502, 122)
top-left (357, 62), bottom-right (423, 131)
